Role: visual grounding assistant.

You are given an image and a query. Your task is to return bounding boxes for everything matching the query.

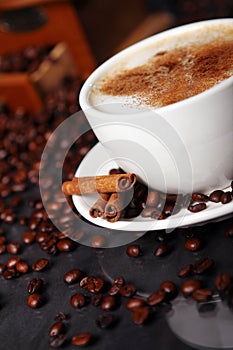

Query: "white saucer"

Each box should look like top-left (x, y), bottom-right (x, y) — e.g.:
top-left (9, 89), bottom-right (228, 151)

top-left (72, 142), bottom-right (233, 231)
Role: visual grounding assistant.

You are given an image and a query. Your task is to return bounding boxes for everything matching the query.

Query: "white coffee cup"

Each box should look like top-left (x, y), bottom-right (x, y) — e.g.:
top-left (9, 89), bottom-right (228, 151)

top-left (79, 18), bottom-right (233, 194)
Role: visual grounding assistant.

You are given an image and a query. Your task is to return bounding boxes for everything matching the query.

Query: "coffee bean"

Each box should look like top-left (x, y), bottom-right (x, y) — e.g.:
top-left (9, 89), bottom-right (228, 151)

top-left (146, 191), bottom-right (159, 207)
top-left (132, 307), bottom-right (149, 325)
top-left (6, 256), bottom-right (20, 269)
top-left (119, 284), bottom-right (136, 297)
top-left (22, 231), bottom-right (35, 244)
top-left (126, 298), bottom-right (146, 311)
top-left (154, 243), bottom-right (172, 257)
top-left (214, 273), bottom-right (231, 291)
top-left (101, 296), bottom-right (116, 311)
top-left (184, 238), bottom-right (201, 251)
top-left (191, 192), bottom-right (209, 202)
top-left (114, 276), bottom-right (125, 286)
top-left (147, 290), bottom-right (166, 306)
top-left (27, 278), bottom-right (44, 294)
top-left (220, 191), bottom-right (232, 204)
top-left (96, 314), bottom-right (114, 329)
top-left (141, 207), bottom-right (158, 217)
top-left (2, 269), bottom-right (16, 280)
top-left (70, 293), bottom-right (86, 309)
top-left (192, 258), bottom-right (214, 274)
top-left (49, 334), bottom-right (66, 348)
top-left (126, 244), bottom-right (141, 257)
top-left (192, 288), bottom-right (213, 302)
top-left (80, 276), bottom-right (104, 293)
top-left (71, 332), bottom-right (91, 346)
top-left (63, 269), bottom-right (81, 284)
top-left (49, 322), bottom-right (64, 337)
top-left (91, 293), bottom-right (103, 307)
top-left (16, 260), bottom-right (29, 273)
top-left (35, 232), bottom-right (50, 243)
top-left (32, 258), bottom-right (49, 271)
top-left (27, 293), bottom-right (45, 308)
top-left (54, 312), bottom-right (68, 322)
top-left (108, 284), bottom-right (120, 296)
top-left (160, 281), bottom-right (177, 299)
top-left (188, 203), bottom-right (207, 213)
top-left (181, 279), bottom-right (202, 297)
top-left (6, 242), bottom-right (20, 255)
top-left (56, 238), bottom-right (76, 252)
top-left (91, 235), bottom-right (106, 248)
top-left (209, 190), bottom-right (224, 203)
top-left (0, 236), bottom-right (6, 244)
top-left (177, 264), bottom-right (193, 278)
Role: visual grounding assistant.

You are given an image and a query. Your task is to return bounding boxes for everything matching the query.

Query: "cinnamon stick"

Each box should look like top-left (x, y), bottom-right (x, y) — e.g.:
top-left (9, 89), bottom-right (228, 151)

top-left (62, 174), bottom-right (136, 195)
top-left (89, 193), bottom-right (110, 218)
top-left (104, 193), bottom-right (125, 223)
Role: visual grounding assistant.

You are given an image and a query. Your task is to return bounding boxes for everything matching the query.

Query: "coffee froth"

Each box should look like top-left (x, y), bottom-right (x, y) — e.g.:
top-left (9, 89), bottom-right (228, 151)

top-left (89, 23), bottom-right (233, 110)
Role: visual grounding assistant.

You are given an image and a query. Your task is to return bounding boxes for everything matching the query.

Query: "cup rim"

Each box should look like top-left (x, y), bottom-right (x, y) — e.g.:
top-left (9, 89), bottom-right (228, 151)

top-left (79, 18), bottom-right (233, 117)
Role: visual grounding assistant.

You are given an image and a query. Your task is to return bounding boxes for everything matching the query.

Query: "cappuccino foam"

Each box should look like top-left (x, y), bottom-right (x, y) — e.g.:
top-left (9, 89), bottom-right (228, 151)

top-left (90, 23), bottom-right (233, 110)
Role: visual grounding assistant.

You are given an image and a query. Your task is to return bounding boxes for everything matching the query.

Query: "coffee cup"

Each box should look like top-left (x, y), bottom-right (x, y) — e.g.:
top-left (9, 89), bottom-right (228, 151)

top-left (79, 18), bottom-right (233, 194)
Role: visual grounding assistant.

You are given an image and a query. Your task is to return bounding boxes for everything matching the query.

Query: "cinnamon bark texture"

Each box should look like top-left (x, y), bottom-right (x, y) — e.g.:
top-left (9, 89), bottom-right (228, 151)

top-left (62, 174), bottom-right (136, 195)
top-left (89, 193), bottom-right (110, 218)
top-left (104, 193), bottom-right (125, 223)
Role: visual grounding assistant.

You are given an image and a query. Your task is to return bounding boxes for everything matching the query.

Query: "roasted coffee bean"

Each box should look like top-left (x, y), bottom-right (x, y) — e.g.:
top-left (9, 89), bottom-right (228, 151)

top-left (22, 231), bottom-right (35, 244)
top-left (188, 203), bottom-right (207, 213)
top-left (214, 273), bottom-right (231, 291)
top-left (191, 193), bottom-right (209, 202)
top-left (6, 242), bottom-right (20, 255)
top-left (160, 281), bottom-right (177, 299)
top-left (126, 298), bottom-right (146, 311)
top-left (220, 191), bottom-right (232, 204)
top-left (209, 190), bottom-right (224, 203)
top-left (132, 307), bottom-right (149, 325)
top-left (91, 293), bottom-right (103, 307)
top-left (49, 334), bottom-right (66, 348)
top-left (108, 284), bottom-right (120, 296)
top-left (192, 288), bottom-right (213, 302)
top-left (2, 269), bottom-right (16, 280)
top-left (27, 293), bottom-right (45, 308)
top-left (224, 225), bottom-right (233, 238)
top-left (96, 314), bottom-right (115, 329)
top-left (0, 236), bottom-right (6, 244)
top-left (91, 235), bottom-right (106, 248)
top-left (63, 269), bottom-right (81, 284)
top-left (184, 238), bottom-right (201, 251)
top-left (35, 232), bottom-right (50, 243)
top-left (119, 284), bottom-right (136, 297)
top-left (16, 260), bottom-right (29, 273)
top-left (49, 322), bottom-right (64, 337)
top-left (70, 293), bottom-right (86, 309)
top-left (177, 264), bottom-right (193, 278)
top-left (6, 256), bottom-right (20, 269)
top-left (147, 290), bottom-right (166, 306)
top-left (80, 276), bottom-right (104, 293)
top-left (27, 278), bottom-right (43, 294)
top-left (71, 332), bottom-right (91, 346)
top-left (101, 296), bottom-right (116, 311)
top-left (181, 279), bottom-right (202, 297)
top-left (154, 243), bottom-right (172, 257)
top-left (114, 276), bottom-right (125, 286)
top-left (146, 191), bottom-right (159, 207)
top-left (192, 258), bottom-right (214, 274)
top-left (31, 258), bottom-right (49, 271)
top-left (56, 238), bottom-right (75, 252)
top-left (126, 244), bottom-right (141, 257)
top-left (54, 312), bottom-right (68, 322)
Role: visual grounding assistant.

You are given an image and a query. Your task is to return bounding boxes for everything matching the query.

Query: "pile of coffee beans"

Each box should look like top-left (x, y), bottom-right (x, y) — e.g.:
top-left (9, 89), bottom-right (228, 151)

top-left (0, 45), bottom-right (54, 73)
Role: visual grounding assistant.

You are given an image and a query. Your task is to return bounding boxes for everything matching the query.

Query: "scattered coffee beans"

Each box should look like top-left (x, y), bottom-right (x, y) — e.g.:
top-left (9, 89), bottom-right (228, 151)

top-left (71, 332), bottom-right (92, 346)
top-left (126, 244), bottom-right (141, 257)
top-left (27, 293), bottom-right (45, 308)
